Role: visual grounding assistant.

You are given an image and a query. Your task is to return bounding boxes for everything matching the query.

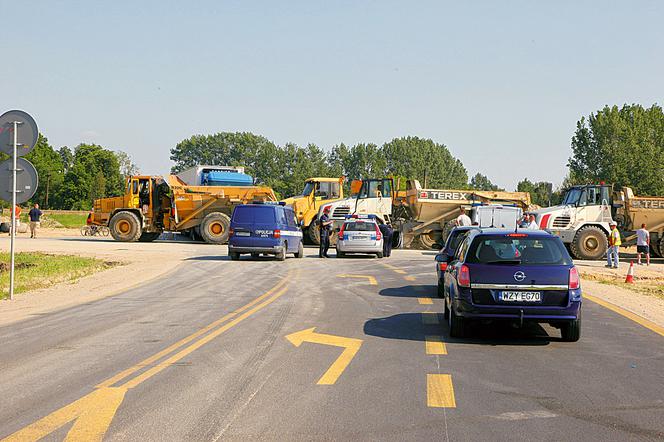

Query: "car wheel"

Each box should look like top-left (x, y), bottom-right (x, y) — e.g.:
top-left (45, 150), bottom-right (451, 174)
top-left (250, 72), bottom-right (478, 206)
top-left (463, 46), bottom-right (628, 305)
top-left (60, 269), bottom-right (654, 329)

top-left (437, 280), bottom-right (445, 298)
top-left (229, 252), bottom-right (240, 261)
top-left (294, 241), bottom-right (304, 258)
top-left (561, 318), bottom-right (581, 342)
top-left (443, 297), bottom-right (450, 320)
top-left (448, 303), bottom-right (465, 338)
top-left (276, 245), bottom-right (286, 261)
top-left (337, 250), bottom-right (345, 258)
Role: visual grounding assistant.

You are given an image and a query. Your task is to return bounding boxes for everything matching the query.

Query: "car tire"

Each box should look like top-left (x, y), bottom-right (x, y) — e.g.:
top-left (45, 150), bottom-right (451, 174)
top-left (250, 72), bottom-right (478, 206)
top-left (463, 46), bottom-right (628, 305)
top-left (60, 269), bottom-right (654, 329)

top-left (561, 318), bottom-right (581, 342)
top-left (336, 249), bottom-right (345, 258)
top-left (109, 211), bottom-right (142, 242)
top-left (229, 252), bottom-right (240, 261)
top-left (443, 297), bottom-right (450, 320)
top-left (448, 303), bottom-right (465, 338)
top-left (376, 252), bottom-right (384, 259)
top-left (437, 281), bottom-right (445, 298)
top-left (276, 245), bottom-right (286, 261)
top-left (294, 241), bottom-right (304, 258)
top-left (200, 212), bottom-right (231, 244)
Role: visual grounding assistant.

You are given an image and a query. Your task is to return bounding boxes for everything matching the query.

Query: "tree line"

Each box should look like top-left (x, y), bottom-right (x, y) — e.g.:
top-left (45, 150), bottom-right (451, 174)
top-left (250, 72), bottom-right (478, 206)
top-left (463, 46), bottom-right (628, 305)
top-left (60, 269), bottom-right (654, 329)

top-left (13, 103), bottom-right (664, 210)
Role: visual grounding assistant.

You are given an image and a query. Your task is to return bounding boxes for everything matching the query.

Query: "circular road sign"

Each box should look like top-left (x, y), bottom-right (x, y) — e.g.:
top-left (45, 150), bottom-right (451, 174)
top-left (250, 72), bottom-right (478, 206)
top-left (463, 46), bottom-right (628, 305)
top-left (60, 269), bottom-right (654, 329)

top-left (0, 110), bottom-right (39, 157)
top-left (0, 158), bottom-right (39, 203)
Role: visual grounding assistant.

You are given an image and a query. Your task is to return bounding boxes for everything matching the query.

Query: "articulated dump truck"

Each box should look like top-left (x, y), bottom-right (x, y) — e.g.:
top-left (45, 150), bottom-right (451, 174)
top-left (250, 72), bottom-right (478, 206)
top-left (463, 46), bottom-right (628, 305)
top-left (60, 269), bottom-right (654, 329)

top-left (91, 174), bottom-right (276, 244)
top-left (318, 178), bottom-right (531, 249)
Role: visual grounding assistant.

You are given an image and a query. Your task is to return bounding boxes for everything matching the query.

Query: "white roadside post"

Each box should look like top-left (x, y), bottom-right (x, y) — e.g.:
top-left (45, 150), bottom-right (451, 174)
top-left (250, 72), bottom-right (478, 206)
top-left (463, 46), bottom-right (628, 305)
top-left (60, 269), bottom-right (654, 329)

top-left (9, 120), bottom-right (21, 300)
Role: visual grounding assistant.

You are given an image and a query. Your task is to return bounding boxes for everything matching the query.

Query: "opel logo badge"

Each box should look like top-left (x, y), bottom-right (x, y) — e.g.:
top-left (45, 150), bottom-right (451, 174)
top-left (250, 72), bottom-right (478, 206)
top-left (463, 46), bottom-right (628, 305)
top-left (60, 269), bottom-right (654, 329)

top-left (514, 271), bottom-right (526, 282)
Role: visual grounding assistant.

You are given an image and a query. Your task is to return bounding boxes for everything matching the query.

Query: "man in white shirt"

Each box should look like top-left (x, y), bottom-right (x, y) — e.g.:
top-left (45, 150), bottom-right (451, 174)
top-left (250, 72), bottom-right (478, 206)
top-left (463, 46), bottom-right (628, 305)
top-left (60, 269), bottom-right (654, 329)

top-left (636, 223), bottom-right (650, 266)
top-left (456, 207), bottom-right (471, 227)
top-left (527, 214), bottom-right (539, 230)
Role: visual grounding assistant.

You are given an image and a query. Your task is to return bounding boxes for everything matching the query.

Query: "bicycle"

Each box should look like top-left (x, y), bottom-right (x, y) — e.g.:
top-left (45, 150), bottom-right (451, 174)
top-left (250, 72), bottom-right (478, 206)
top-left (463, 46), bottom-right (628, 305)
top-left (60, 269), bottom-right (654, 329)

top-left (80, 225), bottom-right (110, 237)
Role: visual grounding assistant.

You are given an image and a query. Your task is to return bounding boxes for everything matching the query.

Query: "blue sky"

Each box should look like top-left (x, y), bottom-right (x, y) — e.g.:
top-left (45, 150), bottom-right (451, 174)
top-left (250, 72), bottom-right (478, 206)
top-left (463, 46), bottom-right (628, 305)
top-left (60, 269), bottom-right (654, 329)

top-left (2, 0), bottom-right (662, 190)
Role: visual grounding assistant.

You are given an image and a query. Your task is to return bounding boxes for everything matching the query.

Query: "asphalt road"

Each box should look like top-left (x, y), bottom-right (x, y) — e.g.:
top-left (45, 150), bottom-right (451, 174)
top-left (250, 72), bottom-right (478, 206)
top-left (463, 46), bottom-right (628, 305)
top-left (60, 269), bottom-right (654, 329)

top-left (0, 247), bottom-right (662, 441)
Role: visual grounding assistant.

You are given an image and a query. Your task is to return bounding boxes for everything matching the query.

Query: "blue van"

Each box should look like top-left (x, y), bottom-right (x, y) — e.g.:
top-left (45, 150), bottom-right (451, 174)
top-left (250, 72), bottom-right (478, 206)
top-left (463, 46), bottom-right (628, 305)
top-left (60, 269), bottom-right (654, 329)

top-left (228, 203), bottom-right (304, 261)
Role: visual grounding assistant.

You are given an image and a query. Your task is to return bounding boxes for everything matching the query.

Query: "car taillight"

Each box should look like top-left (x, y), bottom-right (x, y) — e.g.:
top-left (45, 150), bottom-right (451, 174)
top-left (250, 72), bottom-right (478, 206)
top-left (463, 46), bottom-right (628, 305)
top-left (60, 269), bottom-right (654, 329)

top-left (338, 224), bottom-right (345, 240)
top-left (229, 227), bottom-right (234, 237)
top-left (458, 264), bottom-right (470, 287)
top-left (273, 229), bottom-right (281, 239)
top-left (375, 224), bottom-right (382, 241)
top-left (569, 266), bottom-right (580, 290)
top-left (438, 262), bottom-right (448, 271)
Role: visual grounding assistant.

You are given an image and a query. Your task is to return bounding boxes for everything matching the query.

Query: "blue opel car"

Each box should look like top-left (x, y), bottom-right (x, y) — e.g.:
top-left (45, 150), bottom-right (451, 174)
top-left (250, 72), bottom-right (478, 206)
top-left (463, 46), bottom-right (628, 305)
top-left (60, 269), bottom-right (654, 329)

top-left (442, 228), bottom-right (582, 341)
top-left (228, 202), bottom-right (304, 261)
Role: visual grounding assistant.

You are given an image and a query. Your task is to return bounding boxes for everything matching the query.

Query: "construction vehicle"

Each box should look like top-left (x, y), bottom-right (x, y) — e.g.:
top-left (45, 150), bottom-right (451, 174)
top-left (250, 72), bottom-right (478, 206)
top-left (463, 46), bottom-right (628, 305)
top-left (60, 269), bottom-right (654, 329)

top-left (318, 178), bottom-right (531, 248)
top-left (90, 174), bottom-right (276, 244)
top-left (176, 165), bottom-right (253, 186)
top-left (533, 184), bottom-right (664, 259)
top-left (281, 177), bottom-right (345, 244)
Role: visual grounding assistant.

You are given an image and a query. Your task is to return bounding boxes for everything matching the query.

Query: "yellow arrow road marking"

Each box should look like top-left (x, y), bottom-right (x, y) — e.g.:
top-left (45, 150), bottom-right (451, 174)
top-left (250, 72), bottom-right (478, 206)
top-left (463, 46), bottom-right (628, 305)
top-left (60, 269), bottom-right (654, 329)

top-left (336, 274), bottom-right (378, 285)
top-left (427, 374), bottom-right (456, 408)
top-left (286, 327), bottom-right (363, 385)
top-left (2, 387), bottom-right (127, 442)
top-left (425, 336), bottom-right (447, 355)
top-left (378, 262), bottom-right (407, 274)
top-left (2, 272), bottom-right (296, 442)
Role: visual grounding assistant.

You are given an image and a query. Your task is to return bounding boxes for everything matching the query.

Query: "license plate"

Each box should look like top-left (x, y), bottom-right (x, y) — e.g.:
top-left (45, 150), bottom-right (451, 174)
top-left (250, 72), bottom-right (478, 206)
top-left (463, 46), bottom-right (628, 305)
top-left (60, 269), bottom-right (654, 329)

top-left (235, 231), bottom-right (250, 236)
top-left (352, 235), bottom-right (368, 241)
top-left (499, 291), bottom-right (541, 302)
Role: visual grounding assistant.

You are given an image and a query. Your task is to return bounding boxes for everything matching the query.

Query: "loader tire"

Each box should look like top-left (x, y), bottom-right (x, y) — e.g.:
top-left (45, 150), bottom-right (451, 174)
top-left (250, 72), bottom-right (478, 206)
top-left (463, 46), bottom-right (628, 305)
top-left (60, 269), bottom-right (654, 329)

top-left (650, 236), bottom-right (664, 258)
top-left (413, 231), bottom-right (440, 250)
top-left (570, 226), bottom-right (607, 260)
top-left (308, 225), bottom-right (321, 245)
top-left (200, 212), bottom-right (231, 244)
top-left (110, 212), bottom-right (142, 242)
top-left (138, 232), bottom-right (161, 242)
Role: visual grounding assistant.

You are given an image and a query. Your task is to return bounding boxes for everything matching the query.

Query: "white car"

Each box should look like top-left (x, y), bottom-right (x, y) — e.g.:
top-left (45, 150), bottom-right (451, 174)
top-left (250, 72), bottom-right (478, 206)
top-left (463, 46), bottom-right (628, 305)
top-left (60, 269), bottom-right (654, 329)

top-left (336, 215), bottom-right (384, 258)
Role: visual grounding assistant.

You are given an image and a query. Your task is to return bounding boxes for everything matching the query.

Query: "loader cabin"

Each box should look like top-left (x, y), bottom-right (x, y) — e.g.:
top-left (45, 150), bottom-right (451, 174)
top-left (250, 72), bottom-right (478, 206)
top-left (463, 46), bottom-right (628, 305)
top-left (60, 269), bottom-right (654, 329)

top-left (301, 178), bottom-right (342, 200)
top-left (561, 184), bottom-right (612, 207)
top-left (124, 175), bottom-right (171, 227)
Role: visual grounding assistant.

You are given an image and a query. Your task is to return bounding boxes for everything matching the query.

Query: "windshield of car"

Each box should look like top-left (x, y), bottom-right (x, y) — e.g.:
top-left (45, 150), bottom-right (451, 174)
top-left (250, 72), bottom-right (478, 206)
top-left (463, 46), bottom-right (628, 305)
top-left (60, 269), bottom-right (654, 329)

top-left (344, 221), bottom-right (376, 231)
top-left (467, 235), bottom-right (572, 265)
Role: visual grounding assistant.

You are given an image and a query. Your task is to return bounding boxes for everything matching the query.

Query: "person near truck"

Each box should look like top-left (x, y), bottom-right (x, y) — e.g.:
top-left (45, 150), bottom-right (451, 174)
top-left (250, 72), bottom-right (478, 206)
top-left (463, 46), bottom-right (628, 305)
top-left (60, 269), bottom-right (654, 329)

top-left (636, 223), bottom-right (650, 266)
top-left (9, 205), bottom-right (21, 236)
top-left (319, 206), bottom-right (333, 258)
top-left (527, 214), bottom-right (539, 230)
top-left (455, 207), bottom-right (471, 227)
top-left (28, 203), bottom-right (43, 238)
top-left (378, 220), bottom-right (394, 257)
top-left (607, 222), bottom-right (621, 268)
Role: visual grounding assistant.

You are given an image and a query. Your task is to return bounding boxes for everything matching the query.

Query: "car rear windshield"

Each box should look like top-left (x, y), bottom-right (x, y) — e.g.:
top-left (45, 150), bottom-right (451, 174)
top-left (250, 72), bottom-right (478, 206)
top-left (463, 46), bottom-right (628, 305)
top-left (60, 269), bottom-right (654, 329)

top-left (232, 206), bottom-right (276, 224)
top-left (344, 222), bottom-right (376, 232)
top-left (467, 235), bottom-right (572, 265)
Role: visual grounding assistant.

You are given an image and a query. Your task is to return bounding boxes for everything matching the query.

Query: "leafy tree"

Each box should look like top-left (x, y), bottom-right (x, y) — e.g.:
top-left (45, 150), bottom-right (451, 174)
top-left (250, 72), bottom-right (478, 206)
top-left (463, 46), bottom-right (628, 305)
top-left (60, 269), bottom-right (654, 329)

top-left (569, 104), bottom-right (664, 195)
top-left (115, 151), bottom-right (140, 179)
top-left (24, 134), bottom-right (64, 208)
top-left (469, 173), bottom-right (502, 191)
top-left (516, 178), bottom-right (556, 206)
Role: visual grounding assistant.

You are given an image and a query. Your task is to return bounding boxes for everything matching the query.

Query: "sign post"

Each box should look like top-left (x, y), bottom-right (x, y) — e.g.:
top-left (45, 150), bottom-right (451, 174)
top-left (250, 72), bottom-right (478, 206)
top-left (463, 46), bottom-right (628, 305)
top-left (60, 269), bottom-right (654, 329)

top-left (0, 110), bottom-right (39, 301)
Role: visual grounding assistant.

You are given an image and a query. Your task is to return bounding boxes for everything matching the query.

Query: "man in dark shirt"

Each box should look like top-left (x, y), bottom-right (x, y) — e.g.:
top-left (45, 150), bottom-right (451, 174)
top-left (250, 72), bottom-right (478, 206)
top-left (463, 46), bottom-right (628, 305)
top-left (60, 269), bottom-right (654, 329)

top-left (28, 203), bottom-right (42, 238)
top-left (378, 220), bottom-right (394, 257)
top-left (318, 207), bottom-right (333, 258)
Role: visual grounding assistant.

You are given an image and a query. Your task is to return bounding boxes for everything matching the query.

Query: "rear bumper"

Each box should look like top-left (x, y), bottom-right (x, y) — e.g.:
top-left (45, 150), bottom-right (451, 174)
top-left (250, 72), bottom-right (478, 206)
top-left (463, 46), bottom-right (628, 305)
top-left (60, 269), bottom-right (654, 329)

top-left (453, 299), bottom-right (581, 321)
top-left (228, 245), bottom-right (281, 255)
top-left (336, 241), bottom-right (382, 254)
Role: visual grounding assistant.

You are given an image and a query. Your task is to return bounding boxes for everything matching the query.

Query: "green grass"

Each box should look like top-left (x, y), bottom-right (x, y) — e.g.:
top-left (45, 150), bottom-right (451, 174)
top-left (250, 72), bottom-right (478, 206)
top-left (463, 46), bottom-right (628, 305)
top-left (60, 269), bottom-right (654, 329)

top-left (16, 212), bottom-right (88, 228)
top-left (0, 252), bottom-right (120, 299)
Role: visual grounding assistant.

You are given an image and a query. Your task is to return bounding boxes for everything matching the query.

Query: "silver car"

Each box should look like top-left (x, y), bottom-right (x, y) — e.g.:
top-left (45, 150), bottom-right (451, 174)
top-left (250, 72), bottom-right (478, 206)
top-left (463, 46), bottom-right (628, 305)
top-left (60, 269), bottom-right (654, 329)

top-left (336, 217), bottom-right (384, 258)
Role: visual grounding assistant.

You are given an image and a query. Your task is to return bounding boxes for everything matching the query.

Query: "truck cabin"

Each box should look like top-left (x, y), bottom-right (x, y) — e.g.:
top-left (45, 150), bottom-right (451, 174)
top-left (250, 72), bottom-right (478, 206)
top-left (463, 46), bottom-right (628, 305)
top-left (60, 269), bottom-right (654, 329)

top-left (301, 179), bottom-right (342, 200)
top-left (126, 176), bottom-right (171, 227)
top-left (561, 184), bottom-right (612, 207)
top-left (356, 178), bottom-right (394, 200)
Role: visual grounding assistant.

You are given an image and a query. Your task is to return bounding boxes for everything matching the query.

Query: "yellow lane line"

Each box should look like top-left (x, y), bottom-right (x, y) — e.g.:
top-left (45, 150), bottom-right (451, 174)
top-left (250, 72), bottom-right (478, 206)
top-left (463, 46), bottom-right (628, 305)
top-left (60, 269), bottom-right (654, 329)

top-left (3, 273), bottom-right (295, 442)
top-left (418, 297), bottom-right (433, 305)
top-left (404, 275), bottom-right (417, 282)
top-left (336, 274), bottom-right (378, 285)
top-left (427, 374), bottom-right (456, 408)
top-left (585, 294), bottom-right (664, 338)
top-left (98, 274), bottom-right (291, 388)
top-left (425, 336), bottom-right (447, 355)
top-left (421, 312), bottom-right (440, 325)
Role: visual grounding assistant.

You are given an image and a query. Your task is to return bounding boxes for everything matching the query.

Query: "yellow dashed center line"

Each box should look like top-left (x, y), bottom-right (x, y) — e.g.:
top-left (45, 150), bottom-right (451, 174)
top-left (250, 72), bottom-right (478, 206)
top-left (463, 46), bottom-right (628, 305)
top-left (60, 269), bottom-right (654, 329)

top-left (425, 336), bottom-right (447, 355)
top-left (427, 374), bottom-right (457, 408)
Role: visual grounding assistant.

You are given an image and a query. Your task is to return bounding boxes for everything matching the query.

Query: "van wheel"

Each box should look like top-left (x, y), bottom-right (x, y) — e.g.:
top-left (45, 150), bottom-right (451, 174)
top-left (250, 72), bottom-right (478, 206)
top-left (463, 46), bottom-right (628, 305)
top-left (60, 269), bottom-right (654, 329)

top-left (200, 212), bottom-right (231, 244)
top-left (448, 304), bottom-right (466, 338)
top-left (294, 242), bottom-right (304, 258)
top-left (110, 212), bottom-right (142, 242)
top-left (276, 245), bottom-right (286, 261)
top-left (230, 252), bottom-right (240, 261)
top-left (561, 318), bottom-right (581, 342)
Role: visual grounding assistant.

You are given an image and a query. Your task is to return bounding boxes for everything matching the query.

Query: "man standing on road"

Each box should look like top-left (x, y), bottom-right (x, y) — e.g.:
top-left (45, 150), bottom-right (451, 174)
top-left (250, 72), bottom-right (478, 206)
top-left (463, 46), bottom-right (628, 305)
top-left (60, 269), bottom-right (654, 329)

top-left (379, 220), bottom-right (394, 257)
top-left (636, 223), bottom-right (650, 266)
top-left (319, 206), bottom-right (333, 258)
top-left (455, 207), bottom-right (471, 226)
top-left (607, 222), bottom-right (621, 268)
top-left (28, 203), bottom-right (42, 239)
